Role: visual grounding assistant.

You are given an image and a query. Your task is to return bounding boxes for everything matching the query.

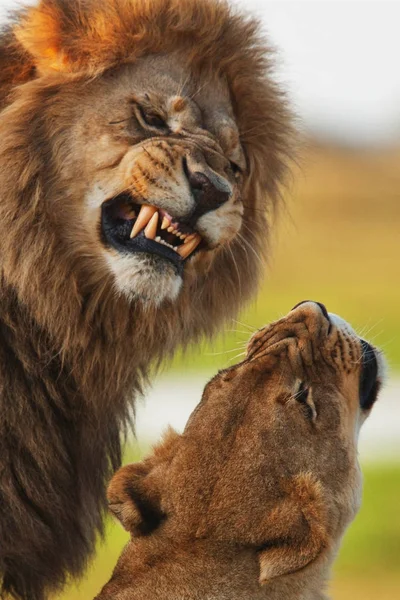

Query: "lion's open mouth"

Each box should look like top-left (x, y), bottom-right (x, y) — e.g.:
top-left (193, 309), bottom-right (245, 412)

top-left (101, 194), bottom-right (202, 272)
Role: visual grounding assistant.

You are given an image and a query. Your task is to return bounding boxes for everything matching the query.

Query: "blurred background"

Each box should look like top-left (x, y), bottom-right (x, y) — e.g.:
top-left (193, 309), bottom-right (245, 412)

top-left (2, 0), bottom-right (399, 598)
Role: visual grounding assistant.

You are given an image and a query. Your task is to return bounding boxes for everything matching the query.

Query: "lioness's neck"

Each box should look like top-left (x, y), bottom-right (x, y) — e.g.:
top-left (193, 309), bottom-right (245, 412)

top-left (103, 537), bottom-right (331, 600)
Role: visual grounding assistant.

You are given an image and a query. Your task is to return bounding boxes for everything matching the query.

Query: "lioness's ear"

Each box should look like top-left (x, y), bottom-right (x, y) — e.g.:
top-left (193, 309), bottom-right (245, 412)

top-left (258, 473), bottom-right (328, 584)
top-left (107, 462), bottom-right (165, 535)
top-left (107, 428), bottom-right (181, 535)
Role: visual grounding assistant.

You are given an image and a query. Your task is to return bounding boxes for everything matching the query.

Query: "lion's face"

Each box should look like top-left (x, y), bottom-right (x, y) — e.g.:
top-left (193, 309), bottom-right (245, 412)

top-left (0, 0), bottom-right (293, 346)
top-left (75, 57), bottom-right (245, 305)
top-left (98, 302), bottom-right (385, 598)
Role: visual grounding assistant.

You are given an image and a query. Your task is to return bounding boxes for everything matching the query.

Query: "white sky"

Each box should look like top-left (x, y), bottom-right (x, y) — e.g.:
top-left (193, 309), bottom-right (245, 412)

top-left (1, 0), bottom-right (399, 146)
top-left (240, 0), bottom-right (400, 145)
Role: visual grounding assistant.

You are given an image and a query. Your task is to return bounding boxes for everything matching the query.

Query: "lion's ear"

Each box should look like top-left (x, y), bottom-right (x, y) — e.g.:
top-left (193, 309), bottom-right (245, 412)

top-left (257, 473), bottom-right (328, 584)
top-left (14, 0), bottom-right (81, 74)
top-left (107, 428), bottom-right (181, 535)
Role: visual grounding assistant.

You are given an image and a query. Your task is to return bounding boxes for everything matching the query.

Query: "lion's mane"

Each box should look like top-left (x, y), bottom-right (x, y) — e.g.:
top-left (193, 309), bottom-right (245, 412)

top-left (0, 1), bottom-right (292, 599)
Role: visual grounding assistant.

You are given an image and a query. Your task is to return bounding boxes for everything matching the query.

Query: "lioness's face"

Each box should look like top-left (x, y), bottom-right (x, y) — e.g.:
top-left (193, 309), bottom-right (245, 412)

top-left (64, 56), bottom-right (245, 305)
top-left (175, 300), bottom-right (385, 535)
top-left (98, 302), bottom-right (385, 599)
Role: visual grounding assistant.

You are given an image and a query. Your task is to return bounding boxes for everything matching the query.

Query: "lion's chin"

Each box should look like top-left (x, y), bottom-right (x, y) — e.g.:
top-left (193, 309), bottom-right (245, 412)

top-left (105, 252), bottom-right (183, 306)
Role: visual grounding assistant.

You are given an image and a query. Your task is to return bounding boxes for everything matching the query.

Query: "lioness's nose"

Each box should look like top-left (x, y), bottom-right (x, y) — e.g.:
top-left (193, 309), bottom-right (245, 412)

top-left (184, 159), bottom-right (231, 217)
top-left (291, 300), bottom-right (329, 321)
top-left (291, 301), bottom-right (332, 332)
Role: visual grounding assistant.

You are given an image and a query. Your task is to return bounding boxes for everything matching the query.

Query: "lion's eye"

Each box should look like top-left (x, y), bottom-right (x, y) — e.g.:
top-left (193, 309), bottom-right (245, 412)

top-left (229, 160), bottom-right (242, 177)
top-left (138, 105), bottom-right (167, 130)
top-left (294, 382), bottom-right (317, 422)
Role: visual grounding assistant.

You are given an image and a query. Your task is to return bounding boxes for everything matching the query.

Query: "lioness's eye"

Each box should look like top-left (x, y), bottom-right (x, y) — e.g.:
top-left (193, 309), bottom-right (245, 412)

top-left (295, 382), bottom-right (309, 404)
top-left (295, 382), bottom-right (317, 422)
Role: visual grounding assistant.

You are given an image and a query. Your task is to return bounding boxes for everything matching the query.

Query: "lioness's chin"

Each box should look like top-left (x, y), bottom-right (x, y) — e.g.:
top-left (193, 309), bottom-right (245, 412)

top-left (106, 253), bottom-right (183, 306)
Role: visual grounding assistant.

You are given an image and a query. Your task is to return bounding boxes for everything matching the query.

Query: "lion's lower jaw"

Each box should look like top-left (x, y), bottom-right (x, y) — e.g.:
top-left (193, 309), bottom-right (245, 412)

top-left (105, 252), bottom-right (183, 306)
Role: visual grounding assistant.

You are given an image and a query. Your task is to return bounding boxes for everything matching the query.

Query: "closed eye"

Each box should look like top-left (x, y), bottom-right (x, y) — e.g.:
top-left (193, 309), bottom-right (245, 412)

top-left (135, 103), bottom-right (168, 131)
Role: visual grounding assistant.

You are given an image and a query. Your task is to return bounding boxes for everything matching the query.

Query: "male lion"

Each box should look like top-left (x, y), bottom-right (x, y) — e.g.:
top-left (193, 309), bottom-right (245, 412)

top-left (0, 0), bottom-right (292, 599)
top-left (97, 301), bottom-right (385, 600)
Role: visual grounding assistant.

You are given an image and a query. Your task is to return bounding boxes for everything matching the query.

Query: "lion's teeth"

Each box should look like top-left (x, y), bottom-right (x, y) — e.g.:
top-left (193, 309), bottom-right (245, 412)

top-left (184, 233), bottom-right (196, 244)
top-left (180, 233), bottom-right (187, 239)
top-left (167, 226), bottom-right (174, 233)
top-left (161, 216), bottom-right (170, 230)
top-left (155, 236), bottom-right (161, 242)
top-left (177, 234), bottom-right (201, 258)
top-left (144, 211), bottom-right (159, 240)
top-left (130, 205), bottom-right (157, 238)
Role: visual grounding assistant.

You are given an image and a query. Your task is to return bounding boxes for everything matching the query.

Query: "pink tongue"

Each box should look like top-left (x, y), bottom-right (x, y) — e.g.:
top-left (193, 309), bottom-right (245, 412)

top-left (117, 203), bottom-right (136, 220)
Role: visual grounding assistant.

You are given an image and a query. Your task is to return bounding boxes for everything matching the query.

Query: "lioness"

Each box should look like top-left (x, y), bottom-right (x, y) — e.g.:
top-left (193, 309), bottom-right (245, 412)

top-left (97, 301), bottom-right (385, 600)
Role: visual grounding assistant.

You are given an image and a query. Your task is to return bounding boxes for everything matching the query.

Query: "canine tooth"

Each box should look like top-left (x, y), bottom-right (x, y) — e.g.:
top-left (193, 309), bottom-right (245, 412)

top-left (130, 205), bottom-right (157, 238)
top-left (167, 226), bottom-right (174, 233)
top-left (161, 216), bottom-right (170, 230)
top-left (144, 212), bottom-right (159, 240)
top-left (177, 234), bottom-right (201, 258)
top-left (184, 233), bottom-right (196, 244)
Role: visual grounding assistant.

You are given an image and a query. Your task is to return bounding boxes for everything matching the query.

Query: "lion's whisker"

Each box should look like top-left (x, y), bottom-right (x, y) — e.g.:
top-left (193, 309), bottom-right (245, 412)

top-left (227, 242), bottom-right (242, 298)
top-left (175, 71), bottom-right (192, 98)
top-left (237, 232), bottom-right (264, 267)
top-left (188, 80), bottom-right (209, 101)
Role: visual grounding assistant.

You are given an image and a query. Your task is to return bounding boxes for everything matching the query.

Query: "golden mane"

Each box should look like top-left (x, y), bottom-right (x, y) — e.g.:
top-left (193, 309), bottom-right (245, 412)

top-left (0, 2), bottom-right (293, 600)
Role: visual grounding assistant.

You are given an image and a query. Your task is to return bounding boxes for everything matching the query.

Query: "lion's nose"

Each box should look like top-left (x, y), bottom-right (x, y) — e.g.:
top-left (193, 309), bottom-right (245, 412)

top-left (184, 159), bottom-right (231, 218)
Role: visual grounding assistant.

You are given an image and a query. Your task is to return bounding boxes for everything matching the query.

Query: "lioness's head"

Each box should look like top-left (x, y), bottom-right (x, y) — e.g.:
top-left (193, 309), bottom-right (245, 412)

top-left (0, 0), bottom-right (292, 317)
top-left (98, 302), bottom-right (385, 599)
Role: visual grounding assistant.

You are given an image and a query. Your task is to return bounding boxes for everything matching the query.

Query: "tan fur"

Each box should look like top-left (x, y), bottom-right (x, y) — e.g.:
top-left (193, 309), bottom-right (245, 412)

top-left (98, 302), bottom-right (384, 600)
top-left (0, 1), bottom-right (293, 599)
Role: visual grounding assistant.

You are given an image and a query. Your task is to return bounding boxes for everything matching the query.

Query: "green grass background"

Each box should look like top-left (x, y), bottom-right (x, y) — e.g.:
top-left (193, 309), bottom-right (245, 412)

top-left (59, 144), bottom-right (400, 599)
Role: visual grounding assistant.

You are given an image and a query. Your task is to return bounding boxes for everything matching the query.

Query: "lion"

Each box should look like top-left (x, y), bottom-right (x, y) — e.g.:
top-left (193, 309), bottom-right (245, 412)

top-left (0, 0), bottom-right (293, 598)
top-left (96, 301), bottom-right (385, 600)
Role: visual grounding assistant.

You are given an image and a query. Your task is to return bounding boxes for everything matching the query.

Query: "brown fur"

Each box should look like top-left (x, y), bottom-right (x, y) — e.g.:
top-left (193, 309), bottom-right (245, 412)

top-left (97, 302), bottom-right (384, 600)
top-left (0, 1), bottom-right (293, 599)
